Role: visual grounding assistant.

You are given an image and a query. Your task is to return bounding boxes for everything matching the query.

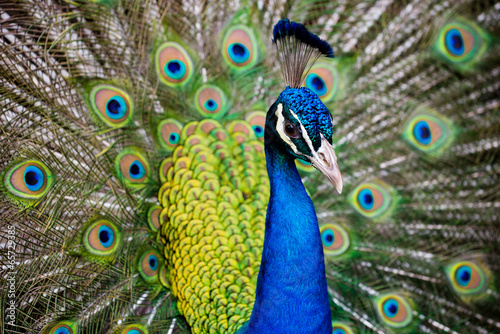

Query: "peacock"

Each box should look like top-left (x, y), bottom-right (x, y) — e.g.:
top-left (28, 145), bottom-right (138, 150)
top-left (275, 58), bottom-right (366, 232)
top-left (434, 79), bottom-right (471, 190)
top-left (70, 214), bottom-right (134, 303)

top-left (1, 0), bottom-right (499, 333)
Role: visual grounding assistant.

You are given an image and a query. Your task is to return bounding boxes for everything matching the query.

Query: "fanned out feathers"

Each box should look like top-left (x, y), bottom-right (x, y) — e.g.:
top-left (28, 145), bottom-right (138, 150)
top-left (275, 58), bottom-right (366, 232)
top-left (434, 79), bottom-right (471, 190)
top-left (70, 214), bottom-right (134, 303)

top-left (0, 1), bottom-right (499, 334)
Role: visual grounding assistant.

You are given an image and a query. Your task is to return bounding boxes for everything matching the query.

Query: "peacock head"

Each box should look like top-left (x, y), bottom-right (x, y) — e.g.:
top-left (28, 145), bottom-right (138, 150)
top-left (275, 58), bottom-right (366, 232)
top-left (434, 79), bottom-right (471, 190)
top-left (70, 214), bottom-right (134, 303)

top-left (265, 86), bottom-right (343, 194)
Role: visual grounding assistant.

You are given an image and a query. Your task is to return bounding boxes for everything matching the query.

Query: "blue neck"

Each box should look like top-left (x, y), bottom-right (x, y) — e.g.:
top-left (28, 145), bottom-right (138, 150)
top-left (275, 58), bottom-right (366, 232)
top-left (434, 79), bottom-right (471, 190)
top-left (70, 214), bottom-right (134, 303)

top-left (244, 143), bottom-right (332, 333)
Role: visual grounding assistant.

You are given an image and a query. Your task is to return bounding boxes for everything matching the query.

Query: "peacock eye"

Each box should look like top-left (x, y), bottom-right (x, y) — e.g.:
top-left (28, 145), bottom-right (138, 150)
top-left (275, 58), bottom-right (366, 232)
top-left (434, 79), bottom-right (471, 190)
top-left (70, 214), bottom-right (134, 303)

top-left (375, 294), bottom-right (413, 328)
top-left (445, 260), bottom-right (488, 296)
top-left (84, 219), bottom-right (121, 256)
top-left (49, 322), bottom-right (76, 334)
top-left (284, 121), bottom-right (300, 138)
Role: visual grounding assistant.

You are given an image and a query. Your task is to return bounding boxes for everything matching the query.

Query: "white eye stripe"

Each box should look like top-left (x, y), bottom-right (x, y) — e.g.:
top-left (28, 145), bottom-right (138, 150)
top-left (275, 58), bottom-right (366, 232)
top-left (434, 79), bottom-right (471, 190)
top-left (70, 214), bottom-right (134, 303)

top-left (289, 109), bottom-right (315, 156)
top-left (275, 103), bottom-right (302, 156)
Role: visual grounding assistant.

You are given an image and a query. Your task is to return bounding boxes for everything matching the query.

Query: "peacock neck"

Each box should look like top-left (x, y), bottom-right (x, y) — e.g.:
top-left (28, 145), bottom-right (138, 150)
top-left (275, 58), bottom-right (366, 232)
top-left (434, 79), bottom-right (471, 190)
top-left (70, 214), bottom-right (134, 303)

top-left (244, 143), bottom-right (332, 333)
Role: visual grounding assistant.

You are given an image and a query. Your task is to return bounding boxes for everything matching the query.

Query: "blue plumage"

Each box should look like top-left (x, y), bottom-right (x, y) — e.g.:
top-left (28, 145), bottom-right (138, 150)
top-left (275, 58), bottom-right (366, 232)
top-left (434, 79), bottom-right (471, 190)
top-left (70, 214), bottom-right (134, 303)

top-left (278, 87), bottom-right (334, 147)
top-left (242, 136), bottom-right (332, 334)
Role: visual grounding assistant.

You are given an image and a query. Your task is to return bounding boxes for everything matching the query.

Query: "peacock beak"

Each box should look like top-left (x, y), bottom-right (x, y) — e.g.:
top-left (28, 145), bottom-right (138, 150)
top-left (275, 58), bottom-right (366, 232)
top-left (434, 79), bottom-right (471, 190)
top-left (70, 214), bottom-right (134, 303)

top-left (309, 135), bottom-right (343, 194)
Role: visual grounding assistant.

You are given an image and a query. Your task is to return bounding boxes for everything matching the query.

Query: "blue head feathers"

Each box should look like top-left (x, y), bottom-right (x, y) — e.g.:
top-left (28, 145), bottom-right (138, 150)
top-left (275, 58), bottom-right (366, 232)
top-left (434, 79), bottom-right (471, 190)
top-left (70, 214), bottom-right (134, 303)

top-left (272, 19), bottom-right (334, 88)
top-left (277, 87), bottom-right (333, 151)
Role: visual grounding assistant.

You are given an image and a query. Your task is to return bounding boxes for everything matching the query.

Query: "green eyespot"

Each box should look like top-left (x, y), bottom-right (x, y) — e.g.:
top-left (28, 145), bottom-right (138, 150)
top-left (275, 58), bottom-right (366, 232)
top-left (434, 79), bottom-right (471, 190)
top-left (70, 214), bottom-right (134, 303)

top-left (84, 219), bottom-right (121, 256)
top-left (245, 111), bottom-right (266, 140)
top-left (320, 223), bottom-right (350, 256)
top-left (304, 61), bottom-right (340, 103)
top-left (89, 85), bottom-right (134, 128)
top-left (433, 18), bottom-right (490, 71)
top-left (348, 180), bottom-right (394, 220)
top-left (445, 260), bottom-right (488, 296)
top-left (156, 42), bottom-right (193, 87)
top-left (3, 160), bottom-right (53, 200)
top-left (48, 321), bottom-right (77, 334)
top-left (374, 294), bottom-right (413, 328)
top-left (114, 148), bottom-right (150, 187)
top-left (194, 85), bottom-right (228, 119)
top-left (222, 25), bottom-right (258, 71)
top-left (331, 322), bottom-right (355, 334)
top-left (120, 324), bottom-right (148, 334)
top-left (158, 118), bottom-right (183, 152)
top-left (402, 109), bottom-right (453, 154)
top-left (138, 250), bottom-right (161, 283)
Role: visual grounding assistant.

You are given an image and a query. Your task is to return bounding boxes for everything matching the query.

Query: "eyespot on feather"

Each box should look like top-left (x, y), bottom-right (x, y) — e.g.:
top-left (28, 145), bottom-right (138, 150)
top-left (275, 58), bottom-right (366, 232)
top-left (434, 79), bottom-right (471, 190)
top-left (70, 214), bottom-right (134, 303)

top-left (138, 250), bottom-right (161, 283)
top-left (445, 261), bottom-right (488, 296)
top-left (374, 294), bottom-right (413, 328)
top-left (331, 322), bottom-right (355, 334)
top-left (4, 160), bottom-right (53, 200)
top-left (115, 148), bottom-right (150, 186)
top-left (402, 109), bottom-right (453, 154)
top-left (156, 42), bottom-right (193, 87)
top-left (158, 118), bottom-right (183, 151)
top-left (84, 219), bottom-right (121, 256)
top-left (89, 85), bottom-right (134, 128)
top-left (433, 18), bottom-right (490, 70)
top-left (48, 321), bottom-right (77, 334)
top-left (245, 111), bottom-right (266, 140)
top-left (120, 324), bottom-right (148, 334)
top-left (222, 25), bottom-right (258, 71)
top-left (320, 223), bottom-right (350, 256)
top-left (348, 181), bottom-right (394, 220)
top-left (304, 62), bottom-right (339, 103)
top-left (194, 85), bottom-right (228, 119)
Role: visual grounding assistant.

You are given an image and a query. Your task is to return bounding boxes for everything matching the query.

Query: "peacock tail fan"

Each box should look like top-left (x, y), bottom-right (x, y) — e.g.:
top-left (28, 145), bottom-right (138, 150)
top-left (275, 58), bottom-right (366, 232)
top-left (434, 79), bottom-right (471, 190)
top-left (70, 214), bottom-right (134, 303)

top-left (0, 0), bottom-right (499, 334)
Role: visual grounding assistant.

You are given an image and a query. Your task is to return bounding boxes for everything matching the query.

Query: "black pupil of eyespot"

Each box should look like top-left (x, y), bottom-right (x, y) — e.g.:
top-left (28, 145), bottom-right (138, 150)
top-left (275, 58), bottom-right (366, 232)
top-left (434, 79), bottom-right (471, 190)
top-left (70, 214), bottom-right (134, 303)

top-left (326, 234), bottom-right (333, 242)
top-left (168, 61), bottom-right (181, 73)
top-left (255, 127), bottom-right (262, 133)
top-left (388, 304), bottom-right (397, 314)
top-left (25, 171), bottom-right (39, 186)
top-left (107, 99), bottom-right (121, 114)
top-left (420, 126), bottom-right (430, 139)
top-left (364, 194), bottom-right (373, 204)
top-left (170, 134), bottom-right (177, 141)
top-left (460, 270), bottom-right (470, 282)
top-left (130, 163), bottom-right (140, 175)
top-left (150, 258), bottom-right (156, 268)
top-left (100, 230), bottom-right (109, 243)
top-left (233, 44), bottom-right (245, 56)
top-left (312, 77), bottom-right (324, 90)
top-left (452, 34), bottom-right (463, 49)
top-left (207, 100), bottom-right (214, 107)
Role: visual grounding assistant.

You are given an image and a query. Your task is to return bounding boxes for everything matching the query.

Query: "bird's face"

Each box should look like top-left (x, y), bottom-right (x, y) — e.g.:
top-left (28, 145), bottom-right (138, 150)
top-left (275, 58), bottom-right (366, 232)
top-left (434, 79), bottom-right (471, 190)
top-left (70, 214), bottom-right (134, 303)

top-left (266, 87), bottom-right (343, 194)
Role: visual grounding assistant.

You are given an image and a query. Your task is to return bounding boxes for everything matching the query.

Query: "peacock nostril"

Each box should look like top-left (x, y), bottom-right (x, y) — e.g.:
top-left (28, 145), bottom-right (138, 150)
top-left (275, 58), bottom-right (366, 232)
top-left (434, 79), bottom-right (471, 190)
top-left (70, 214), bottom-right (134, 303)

top-left (319, 152), bottom-right (330, 167)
